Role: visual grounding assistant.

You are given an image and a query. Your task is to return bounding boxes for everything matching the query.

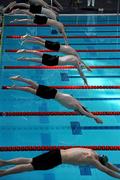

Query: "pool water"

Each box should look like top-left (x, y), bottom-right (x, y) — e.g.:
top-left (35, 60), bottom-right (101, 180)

top-left (0, 14), bottom-right (120, 180)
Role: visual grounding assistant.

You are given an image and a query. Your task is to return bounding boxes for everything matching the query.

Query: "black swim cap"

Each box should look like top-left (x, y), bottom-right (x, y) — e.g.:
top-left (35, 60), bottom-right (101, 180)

top-left (99, 155), bottom-right (108, 166)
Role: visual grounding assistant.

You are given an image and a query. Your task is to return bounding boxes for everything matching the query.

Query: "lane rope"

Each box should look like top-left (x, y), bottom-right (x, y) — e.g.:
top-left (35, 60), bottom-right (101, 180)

top-left (5, 49), bottom-right (120, 53)
top-left (0, 111), bottom-right (120, 116)
top-left (0, 146), bottom-right (120, 151)
top-left (4, 65), bottom-right (120, 69)
top-left (2, 85), bottom-right (120, 89)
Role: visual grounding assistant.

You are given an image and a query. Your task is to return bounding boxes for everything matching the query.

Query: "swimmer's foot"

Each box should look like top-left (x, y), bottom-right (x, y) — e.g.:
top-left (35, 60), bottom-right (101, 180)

top-left (17, 57), bottom-right (26, 60)
top-left (21, 34), bottom-right (32, 40)
top-left (0, 160), bottom-right (7, 167)
top-left (0, 170), bottom-right (5, 177)
top-left (8, 84), bottom-right (17, 89)
top-left (9, 75), bottom-right (21, 81)
top-left (16, 49), bottom-right (26, 53)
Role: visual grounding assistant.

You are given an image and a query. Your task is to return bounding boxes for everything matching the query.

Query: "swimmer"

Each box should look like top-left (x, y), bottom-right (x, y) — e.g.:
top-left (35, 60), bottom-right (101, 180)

top-left (10, 11), bottom-right (68, 45)
top-left (17, 49), bottom-right (88, 85)
top-left (8, 75), bottom-right (102, 124)
top-left (7, 1), bottom-right (58, 20)
top-left (0, 147), bottom-right (120, 178)
top-left (0, 1), bottom-right (16, 14)
top-left (21, 35), bottom-right (91, 71)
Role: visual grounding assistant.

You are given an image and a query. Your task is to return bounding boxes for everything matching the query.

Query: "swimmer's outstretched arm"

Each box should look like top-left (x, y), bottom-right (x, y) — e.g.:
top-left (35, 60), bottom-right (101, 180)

top-left (92, 159), bottom-right (120, 179)
top-left (77, 55), bottom-right (91, 72)
top-left (76, 62), bottom-right (88, 86)
top-left (46, 19), bottom-right (68, 45)
top-left (106, 163), bottom-right (120, 173)
top-left (75, 105), bottom-right (103, 124)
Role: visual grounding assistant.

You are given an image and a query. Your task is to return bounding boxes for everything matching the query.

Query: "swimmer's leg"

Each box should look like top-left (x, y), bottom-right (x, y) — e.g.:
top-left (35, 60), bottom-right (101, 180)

top-left (18, 57), bottom-right (42, 64)
top-left (9, 85), bottom-right (36, 94)
top-left (0, 158), bottom-right (32, 167)
top-left (11, 3), bottom-right (30, 10)
top-left (21, 35), bottom-right (45, 46)
top-left (3, 1), bottom-right (16, 13)
top-left (0, 164), bottom-right (33, 177)
top-left (9, 76), bottom-right (38, 89)
top-left (17, 49), bottom-right (43, 57)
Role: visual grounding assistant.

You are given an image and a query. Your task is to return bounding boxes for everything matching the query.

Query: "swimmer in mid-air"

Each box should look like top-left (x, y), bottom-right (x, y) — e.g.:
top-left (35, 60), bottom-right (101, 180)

top-left (10, 10), bottom-right (68, 45)
top-left (7, 75), bottom-right (102, 124)
top-left (0, 147), bottom-right (120, 178)
top-left (17, 49), bottom-right (88, 85)
top-left (6, 0), bottom-right (58, 20)
top-left (20, 34), bottom-right (91, 72)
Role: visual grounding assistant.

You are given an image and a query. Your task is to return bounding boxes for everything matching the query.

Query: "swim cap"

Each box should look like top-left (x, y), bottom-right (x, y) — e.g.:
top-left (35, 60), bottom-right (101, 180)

top-left (99, 155), bottom-right (108, 166)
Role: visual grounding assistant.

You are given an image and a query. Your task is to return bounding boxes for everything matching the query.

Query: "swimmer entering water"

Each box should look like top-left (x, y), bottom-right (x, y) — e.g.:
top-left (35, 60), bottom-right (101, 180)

top-left (10, 10), bottom-right (68, 45)
top-left (0, 147), bottom-right (120, 178)
top-left (17, 49), bottom-right (88, 85)
top-left (20, 34), bottom-right (91, 72)
top-left (8, 75), bottom-right (102, 124)
top-left (6, 0), bottom-right (58, 20)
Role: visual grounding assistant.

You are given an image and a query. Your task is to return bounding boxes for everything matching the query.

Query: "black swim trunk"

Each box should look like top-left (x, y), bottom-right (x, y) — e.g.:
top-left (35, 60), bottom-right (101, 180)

top-left (31, 150), bottom-right (62, 170)
top-left (36, 84), bottom-right (57, 99)
top-left (42, 54), bottom-right (59, 66)
top-left (33, 15), bottom-right (48, 24)
top-left (30, 4), bottom-right (42, 14)
top-left (45, 40), bottom-right (60, 51)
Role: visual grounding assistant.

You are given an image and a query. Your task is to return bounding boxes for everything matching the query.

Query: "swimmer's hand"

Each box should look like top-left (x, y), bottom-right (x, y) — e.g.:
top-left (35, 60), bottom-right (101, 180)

top-left (84, 79), bottom-right (89, 86)
top-left (83, 64), bottom-right (92, 72)
top-left (94, 117), bottom-right (103, 124)
top-left (86, 66), bottom-right (92, 72)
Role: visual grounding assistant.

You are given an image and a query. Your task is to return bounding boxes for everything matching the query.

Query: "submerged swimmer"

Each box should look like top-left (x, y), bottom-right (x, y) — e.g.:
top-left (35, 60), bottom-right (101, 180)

top-left (0, 147), bottom-right (119, 178)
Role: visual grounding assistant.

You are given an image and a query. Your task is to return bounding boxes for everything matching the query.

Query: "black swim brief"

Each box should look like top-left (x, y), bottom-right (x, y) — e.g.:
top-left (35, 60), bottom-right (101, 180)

top-left (36, 84), bottom-right (57, 99)
top-left (30, 4), bottom-right (42, 14)
top-left (45, 40), bottom-right (60, 51)
top-left (33, 15), bottom-right (48, 24)
top-left (31, 150), bottom-right (62, 170)
top-left (42, 54), bottom-right (59, 66)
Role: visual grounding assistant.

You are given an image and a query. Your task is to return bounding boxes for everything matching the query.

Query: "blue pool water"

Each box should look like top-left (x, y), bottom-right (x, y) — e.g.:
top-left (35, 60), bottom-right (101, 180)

top-left (0, 14), bottom-right (120, 180)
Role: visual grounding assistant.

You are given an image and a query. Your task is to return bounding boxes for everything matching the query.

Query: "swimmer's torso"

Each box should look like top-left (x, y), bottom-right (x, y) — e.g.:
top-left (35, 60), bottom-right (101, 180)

top-left (61, 148), bottom-right (97, 165)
